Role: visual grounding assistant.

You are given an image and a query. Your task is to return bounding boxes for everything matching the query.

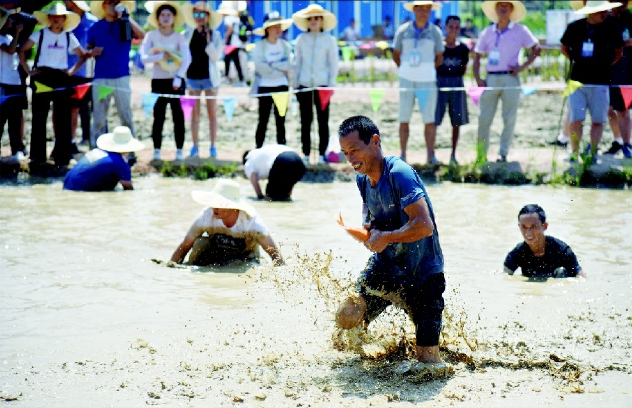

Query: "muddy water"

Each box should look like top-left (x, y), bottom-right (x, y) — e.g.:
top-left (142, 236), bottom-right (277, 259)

top-left (1, 177), bottom-right (631, 406)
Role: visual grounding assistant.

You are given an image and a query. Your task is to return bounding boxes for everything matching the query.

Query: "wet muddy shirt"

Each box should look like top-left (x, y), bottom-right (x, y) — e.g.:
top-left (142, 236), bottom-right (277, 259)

top-left (63, 149), bottom-right (130, 191)
top-left (504, 236), bottom-right (582, 278)
top-left (356, 156), bottom-right (444, 284)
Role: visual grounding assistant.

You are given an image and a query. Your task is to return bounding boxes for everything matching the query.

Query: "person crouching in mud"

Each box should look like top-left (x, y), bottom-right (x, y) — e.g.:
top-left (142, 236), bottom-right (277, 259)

top-left (335, 116), bottom-right (447, 370)
top-left (504, 204), bottom-right (587, 279)
top-left (170, 179), bottom-right (285, 266)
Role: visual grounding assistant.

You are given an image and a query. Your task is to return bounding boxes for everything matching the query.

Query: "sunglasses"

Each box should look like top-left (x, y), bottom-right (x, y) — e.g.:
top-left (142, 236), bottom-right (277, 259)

top-left (307, 16), bottom-right (322, 21)
top-left (193, 11), bottom-right (207, 18)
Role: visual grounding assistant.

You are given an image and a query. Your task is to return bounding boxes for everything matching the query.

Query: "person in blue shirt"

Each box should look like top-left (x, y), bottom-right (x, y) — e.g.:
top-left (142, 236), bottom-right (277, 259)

top-left (335, 116), bottom-right (446, 371)
top-left (63, 126), bottom-right (143, 191)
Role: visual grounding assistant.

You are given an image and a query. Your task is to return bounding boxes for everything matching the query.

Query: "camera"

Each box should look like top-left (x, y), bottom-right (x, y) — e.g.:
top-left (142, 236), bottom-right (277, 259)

top-left (115, 3), bottom-right (132, 42)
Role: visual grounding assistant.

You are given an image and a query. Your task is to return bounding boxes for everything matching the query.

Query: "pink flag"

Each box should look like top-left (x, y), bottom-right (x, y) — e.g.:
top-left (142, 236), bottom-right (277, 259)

top-left (621, 86), bottom-right (632, 110)
top-left (318, 88), bottom-right (334, 111)
top-left (224, 45), bottom-right (237, 55)
top-left (180, 97), bottom-right (196, 121)
top-left (72, 83), bottom-right (91, 100)
top-left (467, 87), bottom-right (486, 107)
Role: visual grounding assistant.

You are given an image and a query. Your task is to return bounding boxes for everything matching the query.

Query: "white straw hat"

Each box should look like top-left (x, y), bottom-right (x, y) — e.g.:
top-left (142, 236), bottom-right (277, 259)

top-left (574, 1), bottom-right (621, 14)
top-left (0, 6), bottom-right (20, 28)
top-left (403, 1), bottom-right (443, 12)
top-left (253, 11), bottom-right (293, 36)
top-left (183, 1), bottom-right (223, 29)
top-left (90, 1), bottom-right (136, 20)
top-left (216, 1), bottom-right (240, 16)
top-left (481, 1), bottom-right (528, 23)
top-left (69, 1), bottom-right (90, 12)
top-left (292, 4), bottom-right (337, 32)
top-left (146, 1), bottom-right (186, 29)
top-left (192, 180), bottom-right (256, 217)
top-left (34, 3), bottom-right (81, 32)
top-left (96, 126), bottom-right (144, 153)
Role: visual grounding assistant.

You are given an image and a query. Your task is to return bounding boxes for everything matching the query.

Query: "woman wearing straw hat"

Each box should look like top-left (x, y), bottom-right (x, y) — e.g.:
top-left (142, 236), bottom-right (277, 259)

top-left (292, 4), bottom-right (339, 165)
top-left (170, 179), bottom-right (285, 266)
top-left (141, 1), bottom-right (192, 161)
top-left (18, 3), bottom-right (87, 169)
top-left (181, 1), bottom-right (224, 159)
top-left (63, 126), bottom-right (143, 191)
top-left (251, 11), bottom-right (293, 149)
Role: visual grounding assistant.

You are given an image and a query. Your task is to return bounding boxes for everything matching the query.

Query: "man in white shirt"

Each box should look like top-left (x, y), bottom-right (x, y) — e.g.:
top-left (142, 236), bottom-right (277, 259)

top-left (243, 145), bottom-right (306, 201)
top-left (341, 18), bottom-right (359, 42)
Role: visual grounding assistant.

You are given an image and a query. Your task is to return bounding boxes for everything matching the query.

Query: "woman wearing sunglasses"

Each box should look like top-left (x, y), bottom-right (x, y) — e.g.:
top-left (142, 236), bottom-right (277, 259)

top-left (182, 1), bottom-right (224, 158)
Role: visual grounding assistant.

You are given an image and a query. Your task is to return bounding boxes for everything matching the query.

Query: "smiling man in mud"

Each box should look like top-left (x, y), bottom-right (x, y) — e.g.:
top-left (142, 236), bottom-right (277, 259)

top-left (335, 116), bottom-right (447, 372)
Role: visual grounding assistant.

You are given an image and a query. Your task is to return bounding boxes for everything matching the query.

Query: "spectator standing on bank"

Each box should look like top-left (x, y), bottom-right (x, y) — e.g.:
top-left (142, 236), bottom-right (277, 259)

top-left (383, 16), bottom-right (394, 40)
top-left (392, 1), bottom-right (444, 165)
top-left (435, 15), bottom-right (469, 165)
top-left (220, 3), bottom-right (250, 86)
top-left (474, 1), bottom-right (540, 163)
top-left (182, 2), bottom-right (223, 159)
top-left (252, 12), bottom-right (293, 148)
top-left (292, 4), bottom-right (339, 165)
top-left (141, 1), bottom-right (191, 161)
top-left (341, 18), bottom-right (359, 42)
top-left (561, 1), bottom-right (623, 162)
top-left (460, 19), bottom-right (479, 39)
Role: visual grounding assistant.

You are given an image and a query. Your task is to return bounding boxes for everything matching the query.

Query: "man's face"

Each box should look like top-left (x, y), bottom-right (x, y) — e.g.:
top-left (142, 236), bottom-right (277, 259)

top-left (340, 130), bottom-right (380, 175)
top-left (588, 9), bottom-right (609, 23)
top-left (496, 2), bottom-right (514, 20)
top-left (518, 213), bottom-right (548, 248)
top-left (103, 0), bottom-right (121, 18)
top-left (49, 15), bottom-right (67, 30)
top-left (413, 5), bottom-right (432, 22)
top-left (213, 208), bottom-right (239, 221)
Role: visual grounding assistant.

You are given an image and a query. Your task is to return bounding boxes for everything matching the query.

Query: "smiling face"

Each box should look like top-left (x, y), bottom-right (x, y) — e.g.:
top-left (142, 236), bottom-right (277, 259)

top-left (518, 213), bottom-right (548, 248)
top-left (445, 18), bottom-right (460, 41)
top-left (339, 130), bottom-right (381, 176)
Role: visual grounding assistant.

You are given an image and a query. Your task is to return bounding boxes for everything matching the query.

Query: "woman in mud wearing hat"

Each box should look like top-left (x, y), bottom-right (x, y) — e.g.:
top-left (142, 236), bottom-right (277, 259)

top-left (251, 11), bottom-right (293, 148)
top-left (292, 4), bottom-right (339, 165)
top-left (141, 1), bottom-right (191, 161)
top-left (170, 179), bottom-right (285, 266)
top-left (181, 1), bottom-right (224, 159)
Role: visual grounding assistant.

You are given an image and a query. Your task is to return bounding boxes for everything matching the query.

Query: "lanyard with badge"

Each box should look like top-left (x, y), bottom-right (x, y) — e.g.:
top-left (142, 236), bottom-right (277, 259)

top-left (489, 24), bottom-right (509, 66)
top-left (582, 23), bottom-right (595, 58)
top-left (409, 21), bottom-right (429, 67)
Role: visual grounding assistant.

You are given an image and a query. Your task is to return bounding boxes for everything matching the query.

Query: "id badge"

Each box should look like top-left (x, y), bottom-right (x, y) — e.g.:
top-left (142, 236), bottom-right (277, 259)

top-left (489, 50), bottom-right (500, 66)
top-left (409, 52), bottom-right (421, 67)
top-left (582, 41), bottom-right (594, 57)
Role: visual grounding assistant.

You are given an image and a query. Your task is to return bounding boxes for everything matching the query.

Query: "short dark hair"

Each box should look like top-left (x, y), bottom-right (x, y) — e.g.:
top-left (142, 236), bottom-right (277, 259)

top-left (242, 150), bottom-right (251, 165)
top-left (446, 15), bottom-right (460, 24)
top-left (157, 4), bottom-right (177, 17)
top-left (338, 116), bottom-right (379, 145)
top-left (518, 204), bottom-right (546, 224)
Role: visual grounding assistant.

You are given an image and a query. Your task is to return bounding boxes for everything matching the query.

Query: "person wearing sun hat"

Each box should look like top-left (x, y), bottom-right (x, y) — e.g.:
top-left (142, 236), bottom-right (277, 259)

top-left (473, 1), bottom-right (540, 164)
top-left (560, 1), bottom-right (624, 163)
top-left (63, 126), bottom-right (143, 191)
top-left (293, 4), bottom-right (339, 165)
top-left (251, 11), bottom-right (293, 149)
top-left (141, 1), bottom-right (191, 162)
top-left (18, 3), bottom-right (87, 169)
top-left (181, 1), bottom-right (224, 159)
top-left (393, 1), bottom-right (445, 165)
top-left (170, 179), bottom-right (285, 266)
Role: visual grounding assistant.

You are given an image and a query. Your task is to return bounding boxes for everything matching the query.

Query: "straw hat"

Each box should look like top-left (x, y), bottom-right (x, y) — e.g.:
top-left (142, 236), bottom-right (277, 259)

top-left (292, 4), bottom-right (337, 32)
top-left (0, 6), bottom-right (20, 28)
top-left (481, 1), bottom-right (528, 23)
top-left (183, 1), bottom-right (223, 29)
top-left (569, 1), bottom-right (585, 10)
top-left (90, 1), bottom-right (135, 20)
top-left (96, 126), bottom-right (144, 153)
top-left (34, 3), bottom-right (81, 32)
top-left (146, 1), bottom-right (185, 29)
top-left (574, 0), bottom-right (621, 14)
top-left (216, 1), bottom-right (240, 16)
top-left (403, 1), bottom-right (443, 12)
top-left (253, 11), bottom-right (293, 36)
top-left (68, 1), bottom-right (90, 12)
top-left (192, 180), bottom-right (256, 217)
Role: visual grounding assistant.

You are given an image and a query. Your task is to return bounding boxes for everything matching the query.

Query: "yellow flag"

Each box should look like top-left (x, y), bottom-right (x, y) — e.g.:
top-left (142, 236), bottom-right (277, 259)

top-left (245, 43), bottom-right (256, 52)
top-left (34, 81), bottom-right (53, 93)
top-left (272, 92), bottom-right (290, 117)
top-left (562, 80), bottom-right (583, 98)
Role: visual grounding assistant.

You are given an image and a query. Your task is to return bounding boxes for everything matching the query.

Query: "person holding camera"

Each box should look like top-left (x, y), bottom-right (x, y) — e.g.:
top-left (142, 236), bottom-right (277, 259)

top-left (141, 1), bottom-right (191, 162)
top-left (182, 1), bottom-right (224, 159)
top-left (87, 1), bottom-right (144, 150)
top-left (219, 3), bottom-right (251, 86)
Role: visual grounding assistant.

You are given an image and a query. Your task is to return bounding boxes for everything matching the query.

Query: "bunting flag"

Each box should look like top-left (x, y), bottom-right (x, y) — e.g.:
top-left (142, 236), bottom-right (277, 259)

top-left (71, 83), bottom-right (91, 100)
top-left (620, 86), bottom-right (632, 110)
top-left (318, 88), bottom-right (334, 111)
top-left (222, 97), bottom-right (237, 122)
top-left (34, 81), bottom-right (53, 93)
top-left (0, 95), bottom-right (10, 105)
top-left (180, 97), bottom-right (196, 121)
top-left (521, 86), bottom-right (536, 97)
top-left (271, 92), bottom-right (289, 117)
top-left (369, 89), bottom-right (384, 112)
top-left (562, 80), bottom-right (583, 98)
top-left (375, 41), bottom-right (389, 50)
top-left (341, 46), bottom-right (353, 62)
top-left (224, 45), bottom-right (236, 55)
top-left (97, 85), bottom-right (114, 101)
top-left (142, 93), bottom-right (159, 118)
top-left (467, 87), bottom-right (485, 107)
top-left (414, 89), bottom-right (431, 113)
top-left (245, 43), bottom-right (256, 52)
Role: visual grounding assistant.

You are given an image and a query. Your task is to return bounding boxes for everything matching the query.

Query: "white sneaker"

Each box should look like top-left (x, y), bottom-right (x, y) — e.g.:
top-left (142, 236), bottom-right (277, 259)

top-left (318, 155), bottom-right (326, 165)
top-left (153, 149), bottom-right (161, 160)
top-left (176, 149), bottom-right (184, 161)
top-left (302, 155), bottom-right (309, 166)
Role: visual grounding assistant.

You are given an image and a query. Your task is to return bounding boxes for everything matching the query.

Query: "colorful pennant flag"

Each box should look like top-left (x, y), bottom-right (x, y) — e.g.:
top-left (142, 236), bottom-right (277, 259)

top-left (180, 97), bottom-right (196, 121)
top-left (272, 92), bottom-right (290, 117)
top-left (224, 45), bottom-right (236, 55)
top-left (142, 93), bottom-right (159, 118)
top-left (222, 97), bottom-right (237, 122)
top-left (414, 89), bottom-right (430, 113)
top-left (341, 46), bottom-right (353, 62)
top-left (375, 41), bottom-right (389, 50)
top-left (369, 89), bottom-right (384, 113)
top-left (34, 81), bottom-right (53, 93)
top-left (620, 86), bottom-right (632, 110)
top-left (562, 80), bottom-right (583, 98)
top-left (521, 86), bottom-right (536, 97)
top-left (71, 83), bottom-right (91, 100)
top-left (245, 43), bottom-right (256, 52)
top-left (318, 88), bottom-right (334, 111)
top-left (97, 85), bottom-right (114, 101)
top-left (467, 87), bottom-right (485, 107)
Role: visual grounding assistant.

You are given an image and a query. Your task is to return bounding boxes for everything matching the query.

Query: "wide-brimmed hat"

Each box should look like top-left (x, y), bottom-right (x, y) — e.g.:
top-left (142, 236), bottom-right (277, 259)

top-left (569, 1), bottom-right (585, 10)
top-left (96, 126), bottom-right (144, 153)
top-left (217, 1), bottom-right (245, 16)
top-left (482, 1), bottom-right (528, 23)
top-left (253, 11), bottom-right (293, 36)
top-left (68, 1), bottom-right (90, 12)
top-left (403, 1), bottom-right (443, 12)
top-left (0, 6), bottom-right (20, 28)
top-left (146, 1), bottom-right (185, 29)
top-left (574, 0), bottom-right (621, 14)
top-left (90, 1), bottom-right (135, 20)
top-left (34, 3), bottom-right (81, 32)
top-left (292, 4), bottom-right (337, 32)
top-left (192, 180), bottom-right (256, 217)
top-left (183, 1), bottom-right (223, 29)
